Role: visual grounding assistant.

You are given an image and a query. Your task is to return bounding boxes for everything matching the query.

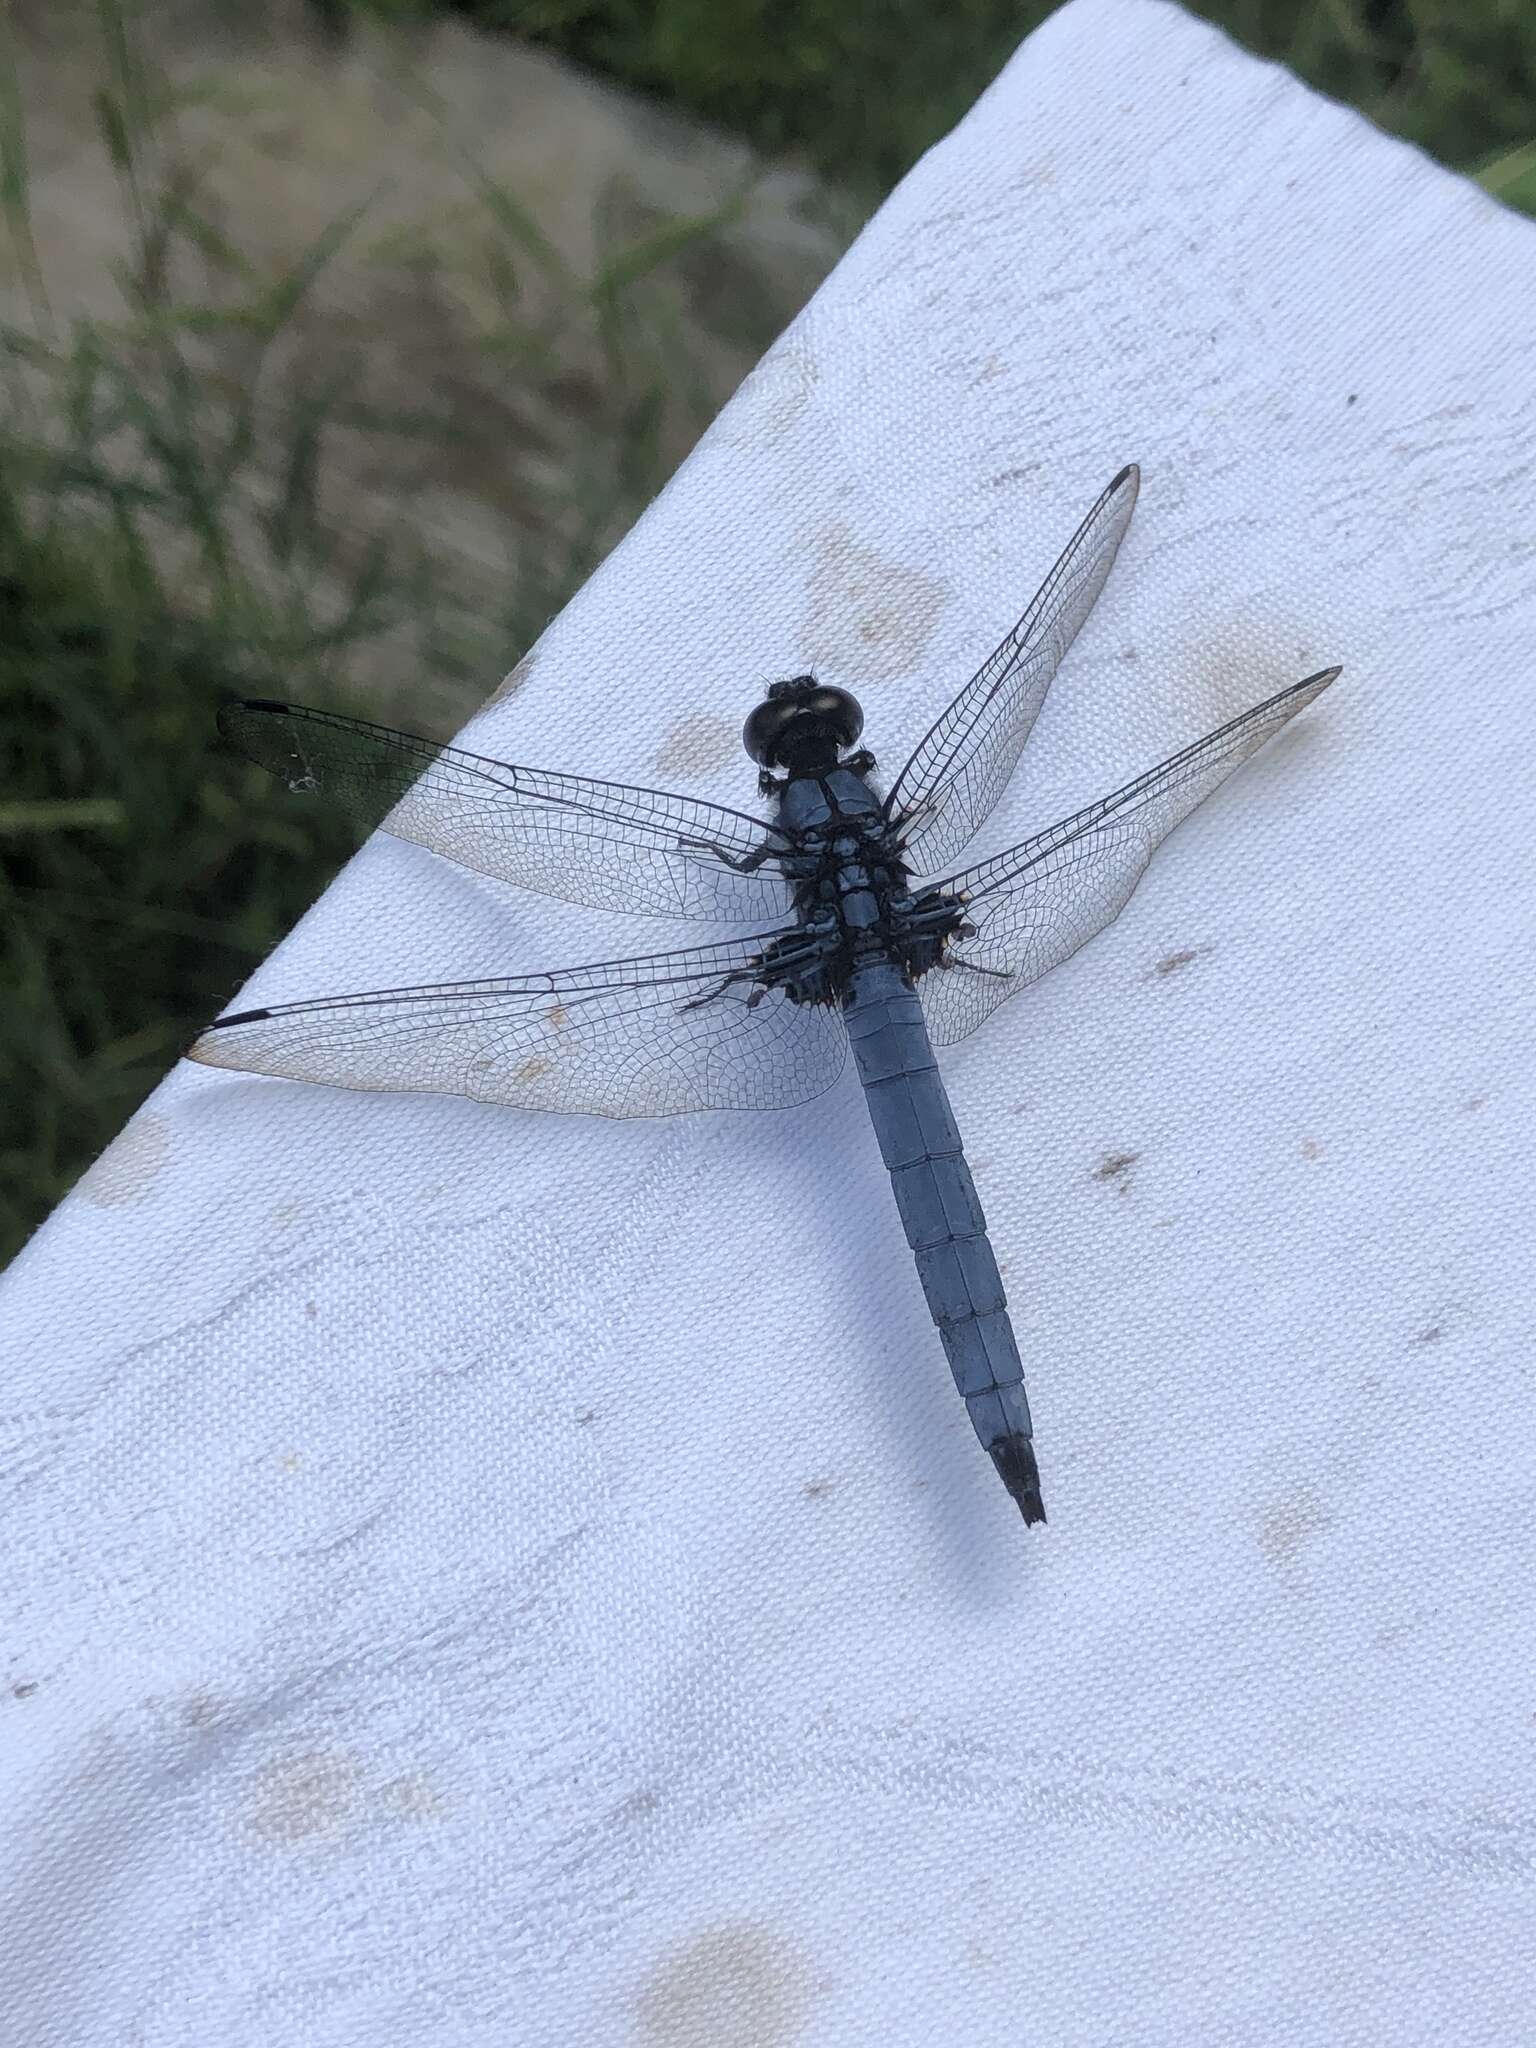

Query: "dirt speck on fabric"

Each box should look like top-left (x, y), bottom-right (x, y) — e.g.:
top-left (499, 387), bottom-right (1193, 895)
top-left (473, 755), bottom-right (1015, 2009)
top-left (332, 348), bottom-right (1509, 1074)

top-left (1258, 1487), bottom-right (1334, 1570)
top-left (242, 1752), bottom-right (365, 1844)
top-left (487, 649), bottom-right (538, 707)
top-left (1094, 1151), bottom-right (1140, 1194)
top-left (378, 1771), bottom-right (444, 1822)
top-left (721, 341), bottom-right (820, 448)
top-left (654, 713), bottom-right (741, 780)
top-left (803, 525), bottom-right (950, 686)
top-left (1149, 945), bottom-right (1210, 980)
top-left (634, 1920), bottom-right (819, 2047)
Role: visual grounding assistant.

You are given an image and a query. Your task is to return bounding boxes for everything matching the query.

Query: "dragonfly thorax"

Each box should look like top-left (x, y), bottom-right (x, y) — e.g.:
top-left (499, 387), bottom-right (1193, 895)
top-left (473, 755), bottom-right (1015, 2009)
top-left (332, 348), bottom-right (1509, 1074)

top-left (772, 765), bottom-right (933, 964)
top-left (776, 765), bottom-right (882, 832)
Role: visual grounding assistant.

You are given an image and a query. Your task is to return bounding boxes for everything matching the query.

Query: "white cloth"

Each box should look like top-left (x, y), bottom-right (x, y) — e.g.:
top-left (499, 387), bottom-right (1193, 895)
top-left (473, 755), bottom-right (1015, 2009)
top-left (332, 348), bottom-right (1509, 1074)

top-left (6, 1), bottom-right (1536, 2040)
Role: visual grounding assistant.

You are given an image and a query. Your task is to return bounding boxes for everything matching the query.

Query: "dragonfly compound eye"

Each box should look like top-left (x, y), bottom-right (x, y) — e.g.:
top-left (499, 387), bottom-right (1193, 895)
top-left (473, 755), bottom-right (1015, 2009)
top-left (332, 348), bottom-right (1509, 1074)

top-left (743, 679), bottom-right (865, 768)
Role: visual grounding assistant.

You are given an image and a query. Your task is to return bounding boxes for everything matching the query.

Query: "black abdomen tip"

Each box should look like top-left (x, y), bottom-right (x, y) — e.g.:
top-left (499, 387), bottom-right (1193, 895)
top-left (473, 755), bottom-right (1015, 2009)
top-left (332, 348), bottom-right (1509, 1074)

top-left (989, 1435), bottom-right (1046, 1526)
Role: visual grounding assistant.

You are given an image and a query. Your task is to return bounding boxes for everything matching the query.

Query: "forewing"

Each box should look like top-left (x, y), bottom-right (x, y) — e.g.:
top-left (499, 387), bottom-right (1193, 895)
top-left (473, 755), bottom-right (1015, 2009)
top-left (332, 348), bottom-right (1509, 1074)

top-left (221, 700), bottom-right (794, 923)
top-left (886, 466), bottom-right (1140, 876)
top-left (919, 668), bottom-right (1339, 1046)
top-left (189, 933), bottom-right (847, 1118)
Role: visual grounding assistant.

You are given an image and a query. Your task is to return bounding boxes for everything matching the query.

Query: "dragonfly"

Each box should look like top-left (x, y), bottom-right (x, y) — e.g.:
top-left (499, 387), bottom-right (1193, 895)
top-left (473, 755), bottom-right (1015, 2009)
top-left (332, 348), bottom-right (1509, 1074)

top-left (191, 465), bottom-right (1339, 1525)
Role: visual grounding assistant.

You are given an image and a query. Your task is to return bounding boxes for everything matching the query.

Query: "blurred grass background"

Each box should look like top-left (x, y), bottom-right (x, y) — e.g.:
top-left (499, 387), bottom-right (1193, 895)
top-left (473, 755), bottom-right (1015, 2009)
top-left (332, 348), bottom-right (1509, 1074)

top-left (2, 0), bottom-right (1534, 1266)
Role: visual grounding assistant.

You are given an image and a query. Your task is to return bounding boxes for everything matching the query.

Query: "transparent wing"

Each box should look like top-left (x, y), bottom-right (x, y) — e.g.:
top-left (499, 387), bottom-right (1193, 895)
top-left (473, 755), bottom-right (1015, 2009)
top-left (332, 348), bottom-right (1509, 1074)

top-left (189, 931), bottom-right (847, 1118)
top-left (221, 699), bottom-right (795, 923)
top-left (886, 465), bottom-right (1140, 876)
top-left (919, 668), bottom-right (1340, 1047)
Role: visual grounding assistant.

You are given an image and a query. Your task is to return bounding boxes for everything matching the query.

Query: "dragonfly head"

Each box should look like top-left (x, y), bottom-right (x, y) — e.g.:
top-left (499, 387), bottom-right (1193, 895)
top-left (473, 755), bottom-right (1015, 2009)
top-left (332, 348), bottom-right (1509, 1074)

top-left (743, 677), bottom-right (864, 776)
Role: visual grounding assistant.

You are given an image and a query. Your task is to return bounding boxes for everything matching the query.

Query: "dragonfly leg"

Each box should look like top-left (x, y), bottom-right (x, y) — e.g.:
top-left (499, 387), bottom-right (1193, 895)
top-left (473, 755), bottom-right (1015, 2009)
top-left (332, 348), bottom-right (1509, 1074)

top-left (947, 956), bottom-right (1011, 982)
top-left (676, 835), bottom-right (777, 876)
top-left (679, 923), bottom-right (840, 1013)
top-left (681, 967), bottom-right (761, 1012)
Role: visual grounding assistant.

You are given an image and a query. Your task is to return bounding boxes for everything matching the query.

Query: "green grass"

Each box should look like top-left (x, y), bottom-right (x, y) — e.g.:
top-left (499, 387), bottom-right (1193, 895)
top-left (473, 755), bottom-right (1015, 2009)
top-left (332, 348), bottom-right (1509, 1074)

top-left (2, 0), bottom-right (1534, 1267)
top-left (0, 0), bottom-right (761, 1262)
top-left (499, 0), bottom-right (1536, 199)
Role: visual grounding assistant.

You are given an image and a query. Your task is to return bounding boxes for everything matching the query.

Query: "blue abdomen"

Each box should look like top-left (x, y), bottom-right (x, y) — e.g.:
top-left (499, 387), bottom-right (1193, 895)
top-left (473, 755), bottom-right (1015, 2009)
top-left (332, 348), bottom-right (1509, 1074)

top-left (843, 957), bottom-right (1044, 1522)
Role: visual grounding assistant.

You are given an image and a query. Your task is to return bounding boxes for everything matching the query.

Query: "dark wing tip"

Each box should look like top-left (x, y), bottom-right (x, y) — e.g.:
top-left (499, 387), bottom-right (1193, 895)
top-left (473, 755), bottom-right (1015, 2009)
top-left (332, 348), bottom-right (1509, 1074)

top-left (1108, 462), bottom-right (1140, 494)
top-left (186, 1006), bottom-right (272, 1067)
top-left (219, 696), bottom-right (287, 720)
top-left (988, 1435), bottom-right (1047, 1526)
top-left (1302, 664), bottom-right (1343, 687)
top-left (216, 697), bottom-right (289, 745)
